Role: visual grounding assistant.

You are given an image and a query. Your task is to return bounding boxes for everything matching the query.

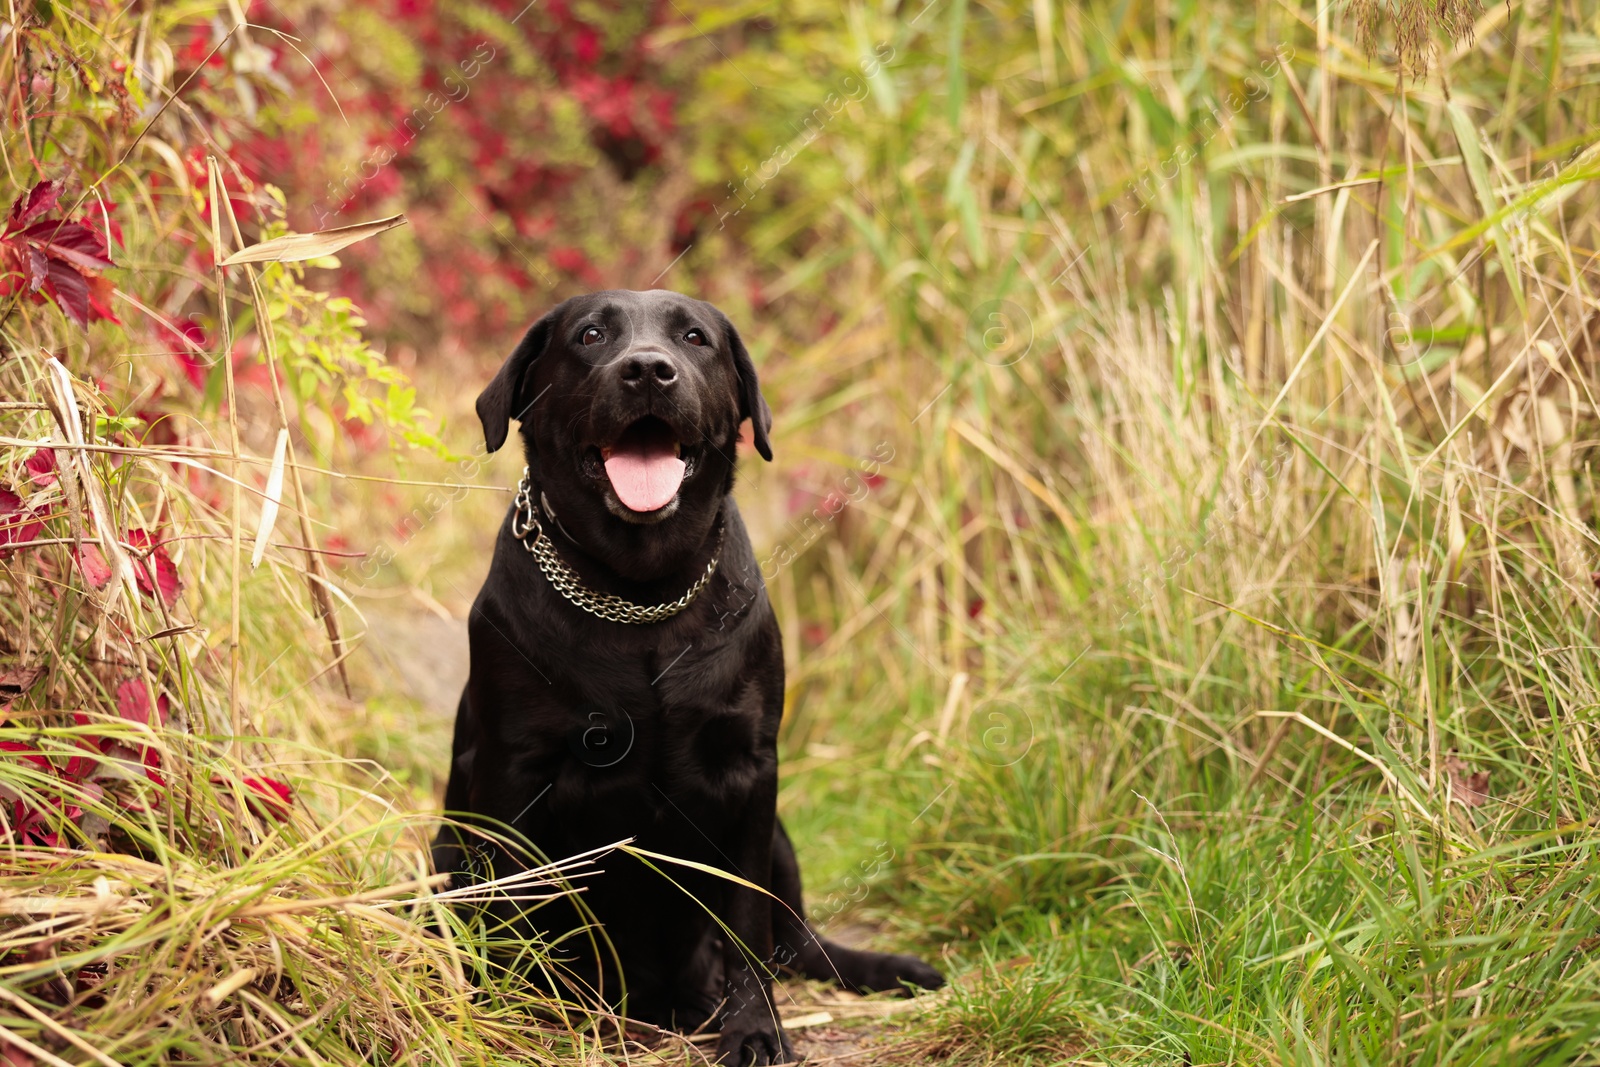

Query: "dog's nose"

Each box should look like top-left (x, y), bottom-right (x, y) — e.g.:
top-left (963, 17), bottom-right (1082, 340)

top-left (619, 353), bottom-right (678, 388)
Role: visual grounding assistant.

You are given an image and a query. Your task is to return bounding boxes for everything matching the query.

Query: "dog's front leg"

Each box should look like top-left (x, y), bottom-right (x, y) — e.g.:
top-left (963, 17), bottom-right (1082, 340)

top-left (714, 772), bottom-right (794, 1066)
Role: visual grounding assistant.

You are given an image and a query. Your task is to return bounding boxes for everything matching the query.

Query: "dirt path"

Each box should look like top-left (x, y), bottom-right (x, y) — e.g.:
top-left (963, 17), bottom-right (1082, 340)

top-left (357, 603), bottom-right (470, 716)
top-left (783, 1000), bottom-right (919, 1065)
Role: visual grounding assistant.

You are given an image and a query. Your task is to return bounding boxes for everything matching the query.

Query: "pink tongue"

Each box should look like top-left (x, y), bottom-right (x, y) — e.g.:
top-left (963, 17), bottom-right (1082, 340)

top-left (604, 449), bottom-right (686, 512)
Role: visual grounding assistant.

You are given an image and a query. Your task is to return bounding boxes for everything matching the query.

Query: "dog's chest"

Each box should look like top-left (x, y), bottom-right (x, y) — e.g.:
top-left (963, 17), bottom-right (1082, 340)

top-left (531, 637), bottom-right (772, 837)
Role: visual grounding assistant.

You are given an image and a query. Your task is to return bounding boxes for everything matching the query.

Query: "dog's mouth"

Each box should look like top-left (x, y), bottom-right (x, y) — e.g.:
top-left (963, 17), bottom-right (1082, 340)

top-left (584, 416), bottom-right (696, 514)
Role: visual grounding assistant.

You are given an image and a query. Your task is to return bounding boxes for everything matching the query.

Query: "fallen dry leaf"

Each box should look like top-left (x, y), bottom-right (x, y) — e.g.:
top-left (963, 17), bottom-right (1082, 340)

top-left (1445, 755), bottom-right (1491, 808)
top-left (0, 667), bottom-right (44, 701)
top-left (0, 666), bottom-right (44, 721)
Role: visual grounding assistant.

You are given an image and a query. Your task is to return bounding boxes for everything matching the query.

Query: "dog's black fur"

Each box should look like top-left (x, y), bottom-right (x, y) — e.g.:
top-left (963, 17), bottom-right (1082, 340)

top-left (431, 290), bottom-right (942, 1065)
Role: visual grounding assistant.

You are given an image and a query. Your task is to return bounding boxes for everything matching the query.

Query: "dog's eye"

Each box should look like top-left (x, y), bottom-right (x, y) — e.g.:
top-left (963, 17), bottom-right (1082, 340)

top-left (581, 327), bottom-right (606, 346)
top-left (684, 329), bottom-right (708, 347)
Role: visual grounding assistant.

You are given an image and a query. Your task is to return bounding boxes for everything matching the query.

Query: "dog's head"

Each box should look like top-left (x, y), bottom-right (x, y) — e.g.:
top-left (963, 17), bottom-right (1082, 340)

top-left (475, 289), bottom-right (772, 578)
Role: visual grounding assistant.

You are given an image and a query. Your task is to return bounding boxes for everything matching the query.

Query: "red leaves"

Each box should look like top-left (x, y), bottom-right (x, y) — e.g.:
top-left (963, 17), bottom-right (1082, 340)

top-left (19, 216), bottom-right (116, 272)
top-left (0, 707), bottom-right (102, 847)
top-left (0, 675), bottom-right (295, 841)
top-left (24, 449), bottom-right (57, 487)
top-left (9, 797), bottom-right (80, 849)
top-left (61, 752), bottom-right (99, 783)
top-left (87, 274), bottom-right (120, 325)
top-left (208, 775), bottom-right (295, 821)
top-left (74, 543), bottom-right (112, 588)
top-left (0, 741), bottom-right (51, 772)
top-left (39, 258), bottom-right (90, 325)
top-left (7, 179), bottom-right (60, 230)
top-left (1, 180), bottom-right (117, 327)
top-left (546, 246), bottom-right (584, 273)
top-left (174, 349), bottom-right (209, 391)
top-left (2, 474), bottom-right (180, 608)
top-left (96, 679), bottom-right (169, 786)
top-left (0, 487), bottom-right (44, 557)
top-left (239, 0), bottom-right (682, 326)
top-left (5, 463), bottom-right (145, 591)
top-left (127, 528), bottom-right (181, 607)
top-left (180, 24), bottom-right (230, 69)
top-left (174, 319), bottom-right (209, 389)
top-left (245, 777), bottom-right (294, 821)
top-left (2, 1040), bottom-right (36, 1066)
top-left (114, 678), bottom-right (170, 729)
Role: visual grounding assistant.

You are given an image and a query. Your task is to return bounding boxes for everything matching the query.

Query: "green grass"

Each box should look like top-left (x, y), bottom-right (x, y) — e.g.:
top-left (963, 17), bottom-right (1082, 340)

top-left (652, 0), bottom-right (1600, 1062)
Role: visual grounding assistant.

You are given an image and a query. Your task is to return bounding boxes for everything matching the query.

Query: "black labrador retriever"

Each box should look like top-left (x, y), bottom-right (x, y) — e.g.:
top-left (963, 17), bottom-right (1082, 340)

top-left (431, 289), bottom-right (942, 1065)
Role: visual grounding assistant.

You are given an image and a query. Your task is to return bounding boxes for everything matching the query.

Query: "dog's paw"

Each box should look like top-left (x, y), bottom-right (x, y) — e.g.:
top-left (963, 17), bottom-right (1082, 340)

top-left (671, 999), bottom-right (720, 1036)
top-left (848, 951), bottom-right (945, 995)
top-left (895, 954), bottom-right (945, 993)
top-left (714, 1019), bottom-right (796, 1066)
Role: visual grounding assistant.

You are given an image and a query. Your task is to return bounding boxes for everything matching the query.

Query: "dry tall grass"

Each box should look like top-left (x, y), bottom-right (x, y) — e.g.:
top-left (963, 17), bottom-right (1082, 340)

top-left (0, 7), bottom-right (652, 1064)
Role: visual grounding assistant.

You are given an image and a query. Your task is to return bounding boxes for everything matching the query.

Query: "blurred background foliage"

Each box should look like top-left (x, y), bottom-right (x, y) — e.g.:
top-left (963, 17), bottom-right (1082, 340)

top-left (5, 0), bottom-right (1600, 1062)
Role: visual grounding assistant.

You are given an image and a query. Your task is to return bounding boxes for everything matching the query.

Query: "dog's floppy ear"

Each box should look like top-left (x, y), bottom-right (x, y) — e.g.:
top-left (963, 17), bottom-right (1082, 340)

top-left (716, 311), bottom-right (773, 461)
top-left (476, 311), bottom-right (556, 453)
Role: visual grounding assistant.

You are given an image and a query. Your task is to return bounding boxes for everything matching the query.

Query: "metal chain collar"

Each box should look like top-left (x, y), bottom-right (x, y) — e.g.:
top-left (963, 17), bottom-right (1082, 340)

top-left (511, 468), bottom-right (722, 625)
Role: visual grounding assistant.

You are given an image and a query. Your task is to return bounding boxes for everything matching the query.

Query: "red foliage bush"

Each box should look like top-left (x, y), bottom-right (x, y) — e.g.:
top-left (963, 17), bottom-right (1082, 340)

top-left (238, 0), bottom-right (692, 343)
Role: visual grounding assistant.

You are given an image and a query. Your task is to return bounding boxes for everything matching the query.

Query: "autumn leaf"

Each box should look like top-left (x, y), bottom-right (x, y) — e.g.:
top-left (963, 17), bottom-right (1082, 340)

top-left (0, 741), bottom-right (51, 771)
top-left (0, 487), bottom-right (44, 556)
top-left (109, 679), bottom-right (170, 786)
top-left (173, 319), bottom-right (209, 388)
top-left (0, 666), bottom-right (45, 718)
top-left (43, 257), bottom-right (90, 326)
top-left (4, 179), bottom-right (59, 232)
top-left (114, 678), bottom-right (170, 728)
top-left (1, 181), bottom-right (117, 327)
top-left (209, 775), bottom-right (294, 821)
top-left (87, 274), bottom-right (120, 324)
top-left (126, 528), bottom-right (182, 606)
top-left (24, 449), bottom-right (57, 486)
top-left (246, 777), bottom-right (294, 820)
top-left (142, 747), bottom-right (166, 786)
top-left (1445, 755), bottom-right (1491, 808)
top-left (18, 218), bottom-right (114, 271)
top-left (75, 543), bottom-right (112, 588)
top-left (61, 748), bottom-right (98, 782)
top-left (24, 246), bottom-right (46, 291)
